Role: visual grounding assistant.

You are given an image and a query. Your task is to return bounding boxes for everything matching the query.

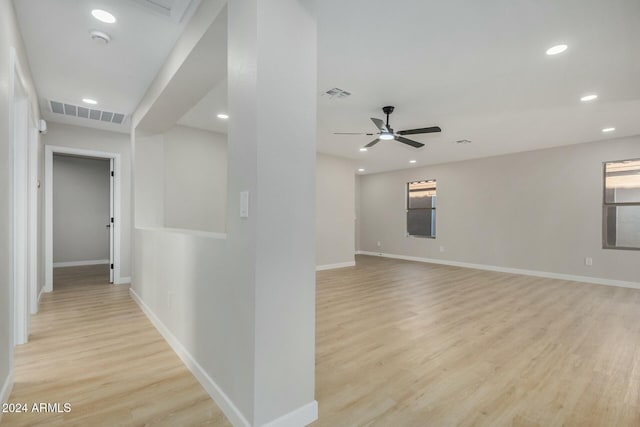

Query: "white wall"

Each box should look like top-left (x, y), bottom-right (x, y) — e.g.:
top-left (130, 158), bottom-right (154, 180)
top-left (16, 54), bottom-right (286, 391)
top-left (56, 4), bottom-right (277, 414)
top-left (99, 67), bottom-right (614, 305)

top-left (0, 0), bottom-right (41, 410)
top-left (358, 136), bottom-right (640, 284)
top-left (164, 126), bottom-right (227, 232)
top-left (133, 2), bottom-right (318, 425)
top-left (137, 131), bottom-right (352, 267)
top-left (134, 133), bottom-right (165, 228)
top-left (52, 155), bottom-right (110, 264)
top-left (134, 126), bottom-right (227, 233)
top-left (43, 123), bottom-right (132, 278)
top-left (316, 153), bottom-right (355, 267)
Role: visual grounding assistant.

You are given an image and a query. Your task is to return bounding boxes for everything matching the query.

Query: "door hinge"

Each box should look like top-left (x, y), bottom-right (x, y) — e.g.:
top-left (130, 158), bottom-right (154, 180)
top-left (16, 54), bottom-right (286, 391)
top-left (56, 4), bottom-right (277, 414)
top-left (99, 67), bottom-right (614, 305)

top-left (111, 217), bottom-right (114, 223)
top-left (111, 171), bottom-right (114, 177)
top-left (110, 264), bottom-right (114, 269)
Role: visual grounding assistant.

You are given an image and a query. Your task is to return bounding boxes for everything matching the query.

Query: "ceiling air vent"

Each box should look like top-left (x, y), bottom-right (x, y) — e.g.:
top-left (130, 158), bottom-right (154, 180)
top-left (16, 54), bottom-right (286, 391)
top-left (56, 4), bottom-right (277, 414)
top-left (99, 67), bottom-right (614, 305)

top-left (323, 87), bottom-right (352, 99)
top-left (132, 0), bottom-right (199, 22)
top-left (49, 100), bottom-right (127, 125)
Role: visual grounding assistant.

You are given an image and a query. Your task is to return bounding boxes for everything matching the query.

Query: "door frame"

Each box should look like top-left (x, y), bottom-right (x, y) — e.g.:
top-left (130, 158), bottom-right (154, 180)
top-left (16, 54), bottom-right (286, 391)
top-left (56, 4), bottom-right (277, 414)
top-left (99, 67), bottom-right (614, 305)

top-left (44, 145), bottom-right (122, 291)
top-left (9, 47), bottom-right (33, 346)
top-left (28, 125), bottom-right (39, 314)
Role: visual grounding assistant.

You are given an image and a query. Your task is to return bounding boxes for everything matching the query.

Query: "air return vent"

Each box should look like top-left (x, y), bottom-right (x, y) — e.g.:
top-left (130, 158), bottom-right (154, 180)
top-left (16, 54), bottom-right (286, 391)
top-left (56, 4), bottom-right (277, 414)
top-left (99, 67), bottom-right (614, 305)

top-left (323, 87), bottom-right (351, 99)
top-left (132, 0), bottom-right (198, 22)
top-left (49, 100), bottom-right (127, 125)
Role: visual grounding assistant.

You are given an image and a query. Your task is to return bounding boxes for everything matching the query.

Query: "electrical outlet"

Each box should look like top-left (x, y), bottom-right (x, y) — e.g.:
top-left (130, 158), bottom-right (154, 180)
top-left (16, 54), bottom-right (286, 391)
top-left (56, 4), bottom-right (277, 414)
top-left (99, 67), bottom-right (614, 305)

top-left (377, 241), bottom-right (381, 247)
top-left (439, 246), bottom-right (445, 253)
top-left (585, 257), bottom-right (593, 266)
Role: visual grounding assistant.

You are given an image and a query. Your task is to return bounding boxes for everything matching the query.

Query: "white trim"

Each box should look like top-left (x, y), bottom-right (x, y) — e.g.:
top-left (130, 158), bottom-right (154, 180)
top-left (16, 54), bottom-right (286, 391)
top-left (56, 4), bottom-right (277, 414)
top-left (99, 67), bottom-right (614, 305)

top-left (0, 371), bottom-right (14, 422)
top-left (28, 126), bottom-right (39, 315)
top-left (357, 251), bottom-right (640, 289)
top-left (38, 286), bottom-right (45, 304)
top-left (115, 276), bottom-right (131, 285)
top-left (109, 158), bottom-right (115, 283)
top-left (136, 226), bottom-right (227, 240)
top-left (316, 261), bottom-right (355, 271)
top-left (9, 46), bottom-right (31, 346)
top-left (129, 288), bottom-right (251, 427)
top-left (45, 145), bottom-right (122, 291)
top-left (261, 401), bottom-right (318, 427)
top-left (53, 259), bottom-right (110, 268)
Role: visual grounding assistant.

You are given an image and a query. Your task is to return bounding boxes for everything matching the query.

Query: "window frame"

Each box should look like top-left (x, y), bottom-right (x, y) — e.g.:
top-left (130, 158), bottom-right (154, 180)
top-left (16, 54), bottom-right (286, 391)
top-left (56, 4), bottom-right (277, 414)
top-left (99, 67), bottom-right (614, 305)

top-left (406, 180), bottom-right (437, 239)
top-left (602, 158), bottom-right (640, 251)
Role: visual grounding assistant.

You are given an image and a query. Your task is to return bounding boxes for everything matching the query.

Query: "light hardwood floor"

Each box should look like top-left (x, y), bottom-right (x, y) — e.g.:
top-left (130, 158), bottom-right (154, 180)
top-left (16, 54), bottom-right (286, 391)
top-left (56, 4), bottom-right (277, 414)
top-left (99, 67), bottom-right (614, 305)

top-left (5, 257), bottom-right (640, 426)
top-left (3, 265), bottom-right (231, 427)
top-left (313, 255), bottom-right (640, 426)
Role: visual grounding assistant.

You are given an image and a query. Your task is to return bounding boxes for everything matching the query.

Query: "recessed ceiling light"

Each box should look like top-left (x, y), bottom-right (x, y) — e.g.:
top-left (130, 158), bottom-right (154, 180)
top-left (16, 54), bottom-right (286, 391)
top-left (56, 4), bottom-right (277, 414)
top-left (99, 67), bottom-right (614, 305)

top-left (91, 9), bottom-right (116, 24)
top-left (409, 160), bottom-right (417, 164)
top-left (217, 113), bottom-right (229, 119)
top-left (580, 94), bottom-right (598, 102)
top-left (546, 44), bottom-right (568, 55)
top-left (359, 148), bottom-right (367, 152)
top-left (602, 127), bottom-right (616, 133)
top-left (82, 98), bottom-right (98, 105)
top-left (358, 168), bottom-right (365, 172)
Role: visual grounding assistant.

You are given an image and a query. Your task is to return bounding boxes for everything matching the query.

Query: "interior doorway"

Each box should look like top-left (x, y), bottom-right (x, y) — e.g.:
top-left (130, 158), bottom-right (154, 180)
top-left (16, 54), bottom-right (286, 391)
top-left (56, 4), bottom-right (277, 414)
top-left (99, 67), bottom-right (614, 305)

top-left (45, 146), bottom-right (122, 291)
top-left (51, 154), bottom-right (112, 283)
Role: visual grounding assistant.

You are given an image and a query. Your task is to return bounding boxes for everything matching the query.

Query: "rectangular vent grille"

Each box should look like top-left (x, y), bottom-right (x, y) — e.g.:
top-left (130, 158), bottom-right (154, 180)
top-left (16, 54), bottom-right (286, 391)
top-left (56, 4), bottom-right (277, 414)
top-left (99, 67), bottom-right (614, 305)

top-left (132, 0), bottom-right (197, 22)
top-left (323, 87), bottom-right (352, 99)
top-left (49, 100), bottom-right (127, 125)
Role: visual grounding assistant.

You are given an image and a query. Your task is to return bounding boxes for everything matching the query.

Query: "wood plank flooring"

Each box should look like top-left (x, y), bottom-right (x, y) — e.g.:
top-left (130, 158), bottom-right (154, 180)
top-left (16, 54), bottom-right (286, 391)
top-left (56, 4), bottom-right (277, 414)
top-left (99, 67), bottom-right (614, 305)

top-left (5, 257), bottom-right (640, 426)
top-left (313, 255), bottom-right (640, 426)
top-left (2, 265), bottom-right (231, 427)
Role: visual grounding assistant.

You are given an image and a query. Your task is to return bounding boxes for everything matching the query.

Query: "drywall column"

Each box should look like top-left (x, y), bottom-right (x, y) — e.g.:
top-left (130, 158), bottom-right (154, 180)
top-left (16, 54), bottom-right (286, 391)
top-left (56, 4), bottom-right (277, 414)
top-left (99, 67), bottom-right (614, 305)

top-left (228, 0), bottom-right (317, 425)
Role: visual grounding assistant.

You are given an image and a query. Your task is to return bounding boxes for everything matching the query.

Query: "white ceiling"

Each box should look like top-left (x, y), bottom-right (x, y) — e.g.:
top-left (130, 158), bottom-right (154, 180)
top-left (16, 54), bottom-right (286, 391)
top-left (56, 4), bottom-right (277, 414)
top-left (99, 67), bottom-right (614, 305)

top-left (13, 0), bottom-right (200, 133)
top-left (15, 0), bottom-right (640, 172)
top-left (315, 0), bottom-right (640, 173)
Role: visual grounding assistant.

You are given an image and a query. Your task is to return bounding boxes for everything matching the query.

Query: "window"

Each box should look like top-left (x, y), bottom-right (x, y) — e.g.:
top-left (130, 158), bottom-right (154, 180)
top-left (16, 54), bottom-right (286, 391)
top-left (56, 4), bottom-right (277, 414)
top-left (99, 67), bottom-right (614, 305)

top-left (407, 180), bottom-right (436, 238)
top-left (603, 159), bottom-right (640, 250)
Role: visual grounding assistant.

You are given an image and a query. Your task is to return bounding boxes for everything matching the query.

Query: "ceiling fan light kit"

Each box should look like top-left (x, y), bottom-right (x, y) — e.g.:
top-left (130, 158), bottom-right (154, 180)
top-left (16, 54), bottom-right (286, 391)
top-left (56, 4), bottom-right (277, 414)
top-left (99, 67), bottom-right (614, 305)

top-left (335, 106), bottom-right (442, 149)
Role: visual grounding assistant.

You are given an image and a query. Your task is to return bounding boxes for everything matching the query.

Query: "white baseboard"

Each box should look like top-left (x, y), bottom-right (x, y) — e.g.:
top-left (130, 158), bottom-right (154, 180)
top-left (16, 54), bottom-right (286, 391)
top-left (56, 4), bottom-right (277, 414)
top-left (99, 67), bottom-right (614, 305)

top-left (53, 259), bottom-right (109, 268)
top-left (357, 251), bottom-right (640, 290)
top-left (262, 400), bottom-right (318, 427)
top-left (129, 288), bottom-right (252, 427)
top-left (0, 370), bottom-right (14, 422)
top-left (115, 276), bottom-right (131, 285)
top-left (316, 261), bottom-right (355, 271)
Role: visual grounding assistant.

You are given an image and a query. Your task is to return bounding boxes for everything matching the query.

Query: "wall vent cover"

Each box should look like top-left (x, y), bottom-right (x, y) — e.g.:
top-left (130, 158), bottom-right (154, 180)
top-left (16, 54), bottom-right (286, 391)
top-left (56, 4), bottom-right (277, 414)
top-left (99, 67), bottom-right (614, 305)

top-left (323, 87), bottom-right (352, 99)
top-left (49, 100), bottom-right (127, 125)
top-left (132, 0), bottom-right (199, 22)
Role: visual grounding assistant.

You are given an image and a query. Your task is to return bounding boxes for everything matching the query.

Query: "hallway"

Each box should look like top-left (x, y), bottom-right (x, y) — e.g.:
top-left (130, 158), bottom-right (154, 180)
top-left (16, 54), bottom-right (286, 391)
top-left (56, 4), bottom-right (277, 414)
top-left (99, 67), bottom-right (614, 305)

top-left (3, 266), bottom-right (231, 426)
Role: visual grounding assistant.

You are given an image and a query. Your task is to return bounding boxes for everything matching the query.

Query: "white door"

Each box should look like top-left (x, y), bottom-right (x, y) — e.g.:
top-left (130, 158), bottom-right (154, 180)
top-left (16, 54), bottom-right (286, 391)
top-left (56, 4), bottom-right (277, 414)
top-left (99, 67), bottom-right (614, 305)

top-left (109, 159), bottom-right (114, 283)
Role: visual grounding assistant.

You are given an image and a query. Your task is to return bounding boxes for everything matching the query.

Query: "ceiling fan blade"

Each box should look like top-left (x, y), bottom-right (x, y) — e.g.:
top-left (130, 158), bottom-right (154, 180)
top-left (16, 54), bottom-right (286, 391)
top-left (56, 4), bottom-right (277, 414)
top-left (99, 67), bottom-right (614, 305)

top-left (370, 118), bottom-right (388, 132)
top-left (333, 132), bottom-right (375, 135)
top-left (397, 126), bottom-right (442, 135)
top-left (365, 138), bottom-right (381, 148)
top-left (396, 136), bottom-right (425, 148)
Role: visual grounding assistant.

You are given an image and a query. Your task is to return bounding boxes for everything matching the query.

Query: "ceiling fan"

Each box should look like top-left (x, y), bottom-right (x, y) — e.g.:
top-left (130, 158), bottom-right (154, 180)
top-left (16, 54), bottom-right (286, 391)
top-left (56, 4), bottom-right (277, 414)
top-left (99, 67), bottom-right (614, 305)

top-left (334, 106), bottom-right (441, 148)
